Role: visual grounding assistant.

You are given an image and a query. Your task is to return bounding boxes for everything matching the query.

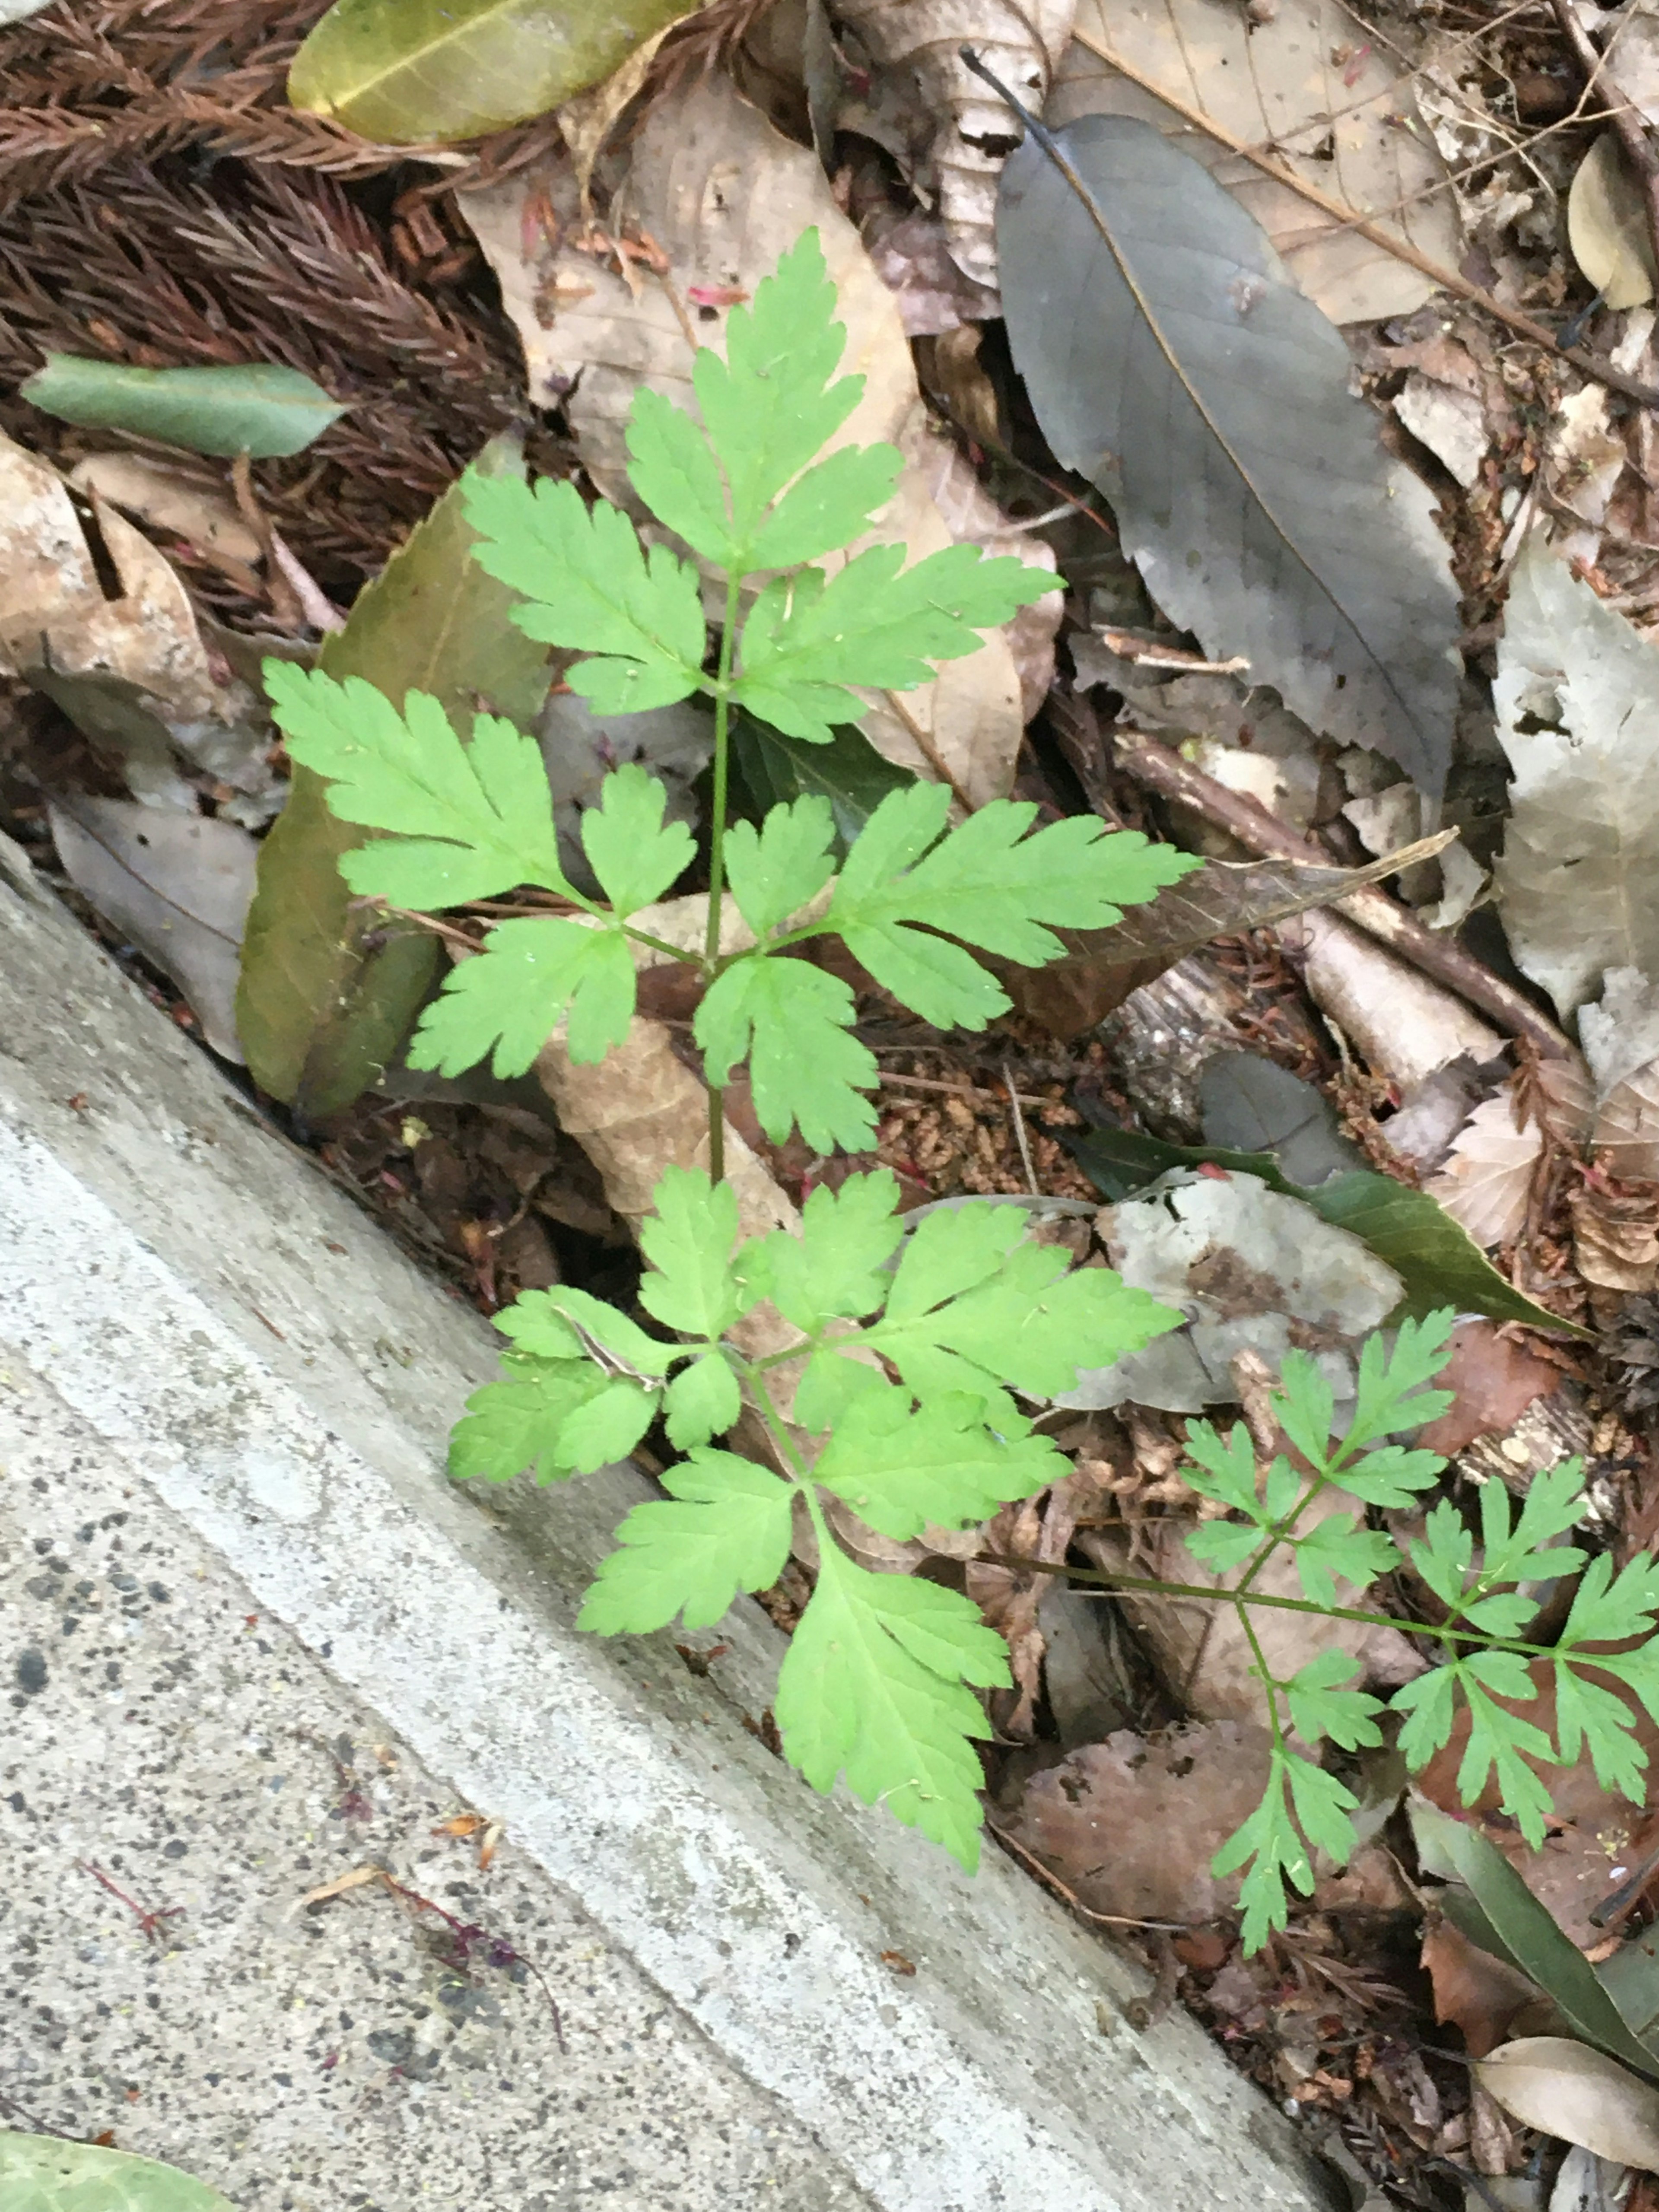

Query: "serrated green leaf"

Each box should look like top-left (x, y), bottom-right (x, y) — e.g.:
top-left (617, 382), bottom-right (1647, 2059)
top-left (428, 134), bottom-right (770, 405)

top-left (1212, 1754), bottom-right (1316, 1951)
top-left (582, 762), bottom-right (696, 916)
top-left (747, 445), bottom-right (903, 572)
top-left (738, 1169), bottom-right (903, 1334)
top-left (266, 666), bottom-right (569, 904)
top-left (578, 1449), bottom-right (793, 1633)
top-left (625, 385), bottom-right (737, 568)
top-left (695, 955), bottom-right (876, 1152)
top-left (1456, 1674), bottom-right (1558, 1844)
top-left (1181, 1420), bottom-right (1261, 1517)
top-left (23, 355), bottom-right (346, 459)
top-left (1293, 1513), bottom-right (1400, 1605)
top-left (464, 473), bottom-right (706, 713)
top-left (555, 1377), bottom-right (658, 1473)
top-left (1481, 1459), bottom-right (1589, 1589)
top-left (793, 1346), bottom-right (886, 1433)
top-left (1555, 1658), bottom-right (1652, 1800)
top-left (1411, 1498), bottom-right (1476, 1612)
top-left (734, 544), bottom-right (1054, 741)
top-left (1562, 1552), bottom-right (1659, 1649)
top-left (1184, 1519), bottom-right (1264, 1574)
top-left (1332, 1443), bottom-right (1448, 1509)
top-left (664, 1353), bottom-right (742, 1449)
top-left (775, 1546), bottom-right (1007, 1867)
top-left (448, 1356), bottom-right (611, 1483)
top-left (638, 1166), bottom-right (745, 1340)
top-left (1284, 1652), bottom-right (1385, 1750)
top-left (494, 1290), bottom-right (585, 1361)
top-left (1392, 1662), bottom-right (1460, 1770)
top-left (885, 1200), bottom-right (1026, 1319)
top-left (0, 2128), bottom-right (238, 2212)
top-left (813, 1387), bottom-right (1064, 1539)
top-left (1273, 1350), bottom-right (1335, 1471)
top-left (724, 796), bottom-right (837, 939)
top-left (547, 1287), bottom-right (674, 1376)
top-left (1346, 1308), bottom-right (1459, 1445)
top-left (407, 916), bottom-right (635, 1077)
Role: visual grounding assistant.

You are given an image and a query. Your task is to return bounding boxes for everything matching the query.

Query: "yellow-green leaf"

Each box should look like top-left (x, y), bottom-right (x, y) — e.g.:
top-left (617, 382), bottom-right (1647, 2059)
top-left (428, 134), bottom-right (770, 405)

top-left (288, 0), bottom-right (692, 144)
top-left (0, 2130), bottom-right (236, 2211)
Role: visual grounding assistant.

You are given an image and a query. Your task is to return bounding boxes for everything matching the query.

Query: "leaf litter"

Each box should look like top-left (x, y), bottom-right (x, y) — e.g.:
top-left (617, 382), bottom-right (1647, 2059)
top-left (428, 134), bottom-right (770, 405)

top-left (14, 0), bottom-right (1659, 2195)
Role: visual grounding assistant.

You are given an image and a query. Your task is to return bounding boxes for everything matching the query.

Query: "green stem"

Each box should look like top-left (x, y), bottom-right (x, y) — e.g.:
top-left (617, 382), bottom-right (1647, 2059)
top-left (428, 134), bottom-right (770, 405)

top-left (1236, 1598), bottom-right (1286, 1755)
top-left (619, 922), bottom-right (702, 966)
top-left (703, 569), bottom-right (744, 1184)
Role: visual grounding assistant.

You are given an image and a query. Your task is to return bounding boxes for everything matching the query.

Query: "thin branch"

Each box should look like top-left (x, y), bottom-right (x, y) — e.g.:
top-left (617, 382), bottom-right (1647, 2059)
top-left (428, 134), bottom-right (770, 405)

top-left (1110, 728), bottom-right (1581, 1064)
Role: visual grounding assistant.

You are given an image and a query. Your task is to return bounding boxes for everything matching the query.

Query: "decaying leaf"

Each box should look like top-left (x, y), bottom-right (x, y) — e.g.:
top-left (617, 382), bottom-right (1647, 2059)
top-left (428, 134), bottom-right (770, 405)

top-left (288, 0), bottom-right (690, 143)
top-left (733, 715), bottom-right (915, 850)
top-left (1494, 535), bottom-right (1659, 1021)
top-left (1395, 370), bottom-right (1491, 493)
top-left (0, 434), bottom-right (280, 824)
top-left (996, 116), bottom-right (1462, 797)
top-left (22, 356), bottom-right (348, 461)
top-left (1415, 1321), bottom-right (1564, 1458)
top-left (1052, 0), bottom-right (1461, 324)
top-left (831, 0), bottom-right (1077, 288)
top-left (460, 73), bottom-right (1042, 806)
top-left (1422, 1916), bottom-right (1554, 2059)
top-left (67, 455), bottom-right (263, 572)
top-left (1569, 134), bottom-right (1657, 312)
top-left (1584, 971), bottom-right (1659, 1185)
top-left (50, 797), bottom-right (257, 1062)
top-left (1004, 1721), bottom-right (1272, 1920)
top-left (1478, 2040), bottom-right (1659, 2168)
top-left (1427, 1086), bottom-right (1548, 1251)
top-left (1005, 837), bottom-right (1452, 1039)
top-left (235, 434), bottom-right (551, 1115)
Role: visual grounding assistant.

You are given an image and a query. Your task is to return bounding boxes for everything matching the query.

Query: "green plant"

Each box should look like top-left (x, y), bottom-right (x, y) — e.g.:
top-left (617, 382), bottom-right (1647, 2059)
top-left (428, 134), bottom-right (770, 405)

top-left (259, 229), bottom-right (1658, 1917)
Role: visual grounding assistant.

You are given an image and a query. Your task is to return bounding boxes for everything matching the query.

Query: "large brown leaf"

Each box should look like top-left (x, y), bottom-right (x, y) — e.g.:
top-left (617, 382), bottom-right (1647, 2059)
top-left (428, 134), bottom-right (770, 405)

top-left (996, 114), bottom-right (1461, 796)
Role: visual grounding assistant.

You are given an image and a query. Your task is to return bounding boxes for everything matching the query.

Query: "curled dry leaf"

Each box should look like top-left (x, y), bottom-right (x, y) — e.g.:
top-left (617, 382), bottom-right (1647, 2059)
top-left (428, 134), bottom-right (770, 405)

top-left (0, 434), bottom-right (280, 824)
top-left (50, 797), bottom-right (257, 1063)
top-left (460, 73), bottom-right (1040, 805)
top-left (1051, 0), bottom-right (1461, 324)
top-left (1569, 134), bottom-right (1656, 313)
top-left (1477, 2039), bottom-right (1659, 2170)
top-left (831, 0), bottom-right (1077, 289)
top-left (997, 116), bottom-right (1462, 796)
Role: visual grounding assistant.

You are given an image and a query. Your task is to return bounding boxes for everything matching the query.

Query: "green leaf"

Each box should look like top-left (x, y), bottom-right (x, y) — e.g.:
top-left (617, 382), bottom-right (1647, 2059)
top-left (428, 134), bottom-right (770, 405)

top-left (265, 667), bottom-right (569, 905)
top-left (824, 786), bottom-right (1188, 1031)
top-left (794, 1346), bottom-right (887, 1434)
top-left (1211, 1754), bottom-right (1317, 1951)
top-left (1292, 1513), bottom-right (1400, 1605)
top-left (448, 1356), bottom-right (612, 1482)
top-left (1284, 1652), bottom-right (1385, 1750)
top-left (1271, 1350), bottom-right (1335, 1471)
top-left (1392, 1663), bottom-right (1460, 1770)
top-left (625, 386), bottom-right (738, 569)
top-left (724, 796), bottom-right (837, 939)
top-left (407, 916), bottom-right (635, 1077)
top-left (748, 445), bottom-right (904, 572)
top-left (664, 1353), bottom-right (742, 1449)
top-left (545, 1287), bottom-right (675, 1376)
top-left (775, 1545), bottom-right (1008, 1868)
top-left (813, 1388), bottom-right (1065, 1538)
top-left (738, 1169), bottom-right (904, 1333)
top-left (732, 712), bottom-right (916, 855)
top-left (494, 1290), bottom-right (585, 1361)
top-left (1554, 1658), bottom-right (1652, 1800)
top-left (464, 473), bottom-right (706, 713)
top-left (1180, 1421), bottom-right (1262, 1518)
top-left (582, 763), bottom-right (696, 916)
top-left (695, 955), bottom-right (876, 1152)
top-left (555, 1376), bottom-right (658, 1473)
top-left (1561, 1551), bottom-right (1659, 1649)
top-left (734, 544), bottom-right (1055, 740)
top-left (0, 2129), bottom-right (238, 2211)
top-left (1411, 1499), bottom-right (1477, 1613)
top-left (578, 1450), bottom-right (794, 1632)
top-left (1329, 1443), bottom-right (1448, 1510)
top-left (1456, 1670), bottom-right (1559, 1845)
top-left (1182, 1519), bottom-right (1265, 1575)
top-left (237, 435), bottom-right (549, 1115)
top-left (1345, 1308), bottom-right (1459, 1446)
top-left (22, 356), bottom-right (346, 459)
top-left (287, 0), bottom-right (688, 142)
top-left (638, 1166), bottom-right (745, 1340)
top-left (1477, 1459), bottom-right (1589, 1593)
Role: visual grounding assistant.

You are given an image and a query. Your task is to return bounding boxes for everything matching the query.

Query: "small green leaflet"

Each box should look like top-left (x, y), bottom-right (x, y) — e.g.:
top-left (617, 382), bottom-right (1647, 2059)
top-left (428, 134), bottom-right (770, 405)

top-left (409, 916), bottom-right (636, 1077)
top-left (1283, 1653), bottom-right (1383, 1751)
top-left (448, 1356), bottom-right (614, 1483)
top-left (723, 795), bottom-right (837, 939)
top-left (664, 1353), bottom-right (742, 1448)
top-left (579, 762), bottom-right (696, 917)
top-left (1292, 1512), bottom-right (1399, 1606)
top-left (775, 1545), bottom-right (1010, 1869)
top-left (265, 664), bottom-right (569, 904)
top-left (463, 472), bottom-right (706, 712)
top-left (579, 1450), bottom-right (794, 1633)
top-left (814, 1387), bottom-right (1065, 1539)
top-left (1343, 1310), bottom-right (1458, 1452)
top-left (1212, 1749), bottom-right (1359, 1950)
top-left (638, 1166), bottom-right (747, 1340)
top-left (824, 785), bottom-right (1200, 1030)
top-left (737, 1170), bottom-right (904, 1333)
top-left (695, 956), bottom-right (877, 1153)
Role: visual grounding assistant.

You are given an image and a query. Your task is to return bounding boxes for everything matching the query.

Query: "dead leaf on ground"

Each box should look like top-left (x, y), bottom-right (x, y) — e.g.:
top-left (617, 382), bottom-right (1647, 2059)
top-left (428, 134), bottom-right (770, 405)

top-left (968, 1461), bottom-right (1106, 1738)
top-left (0, 434), bottom-right (281, 824)
top-left (67, 453), bottom-right (264, 572)
top-left (461, 73), bottom-right (1040, 806)
top-left (1050, 0), bottom-right (1461, 325)
top-left (1003, 1721), bottom-right (1272, 1921)
top-left (1416, 1321), bottom-right (1565, 1457)
top-left (1478, 2039), bottom-right (1659, 2169)
top-left (1423, 1916), bottom-right (1555, 2057)
top-left (50, 795), bottom-right (257, 1062)
top-left (1568, 134), bottom-right (1656, 312)
top-left (1428, 1085), bottom-right (1551, 1252)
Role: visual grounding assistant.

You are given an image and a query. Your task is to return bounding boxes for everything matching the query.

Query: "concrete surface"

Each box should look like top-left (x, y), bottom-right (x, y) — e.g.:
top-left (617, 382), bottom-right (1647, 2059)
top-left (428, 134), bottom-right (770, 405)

top-left (0, 829), bottom-right (1340, 2212)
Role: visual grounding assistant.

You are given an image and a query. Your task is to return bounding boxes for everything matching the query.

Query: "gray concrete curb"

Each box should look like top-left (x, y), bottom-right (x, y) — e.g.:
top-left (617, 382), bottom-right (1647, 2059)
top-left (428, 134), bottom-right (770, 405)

top-left (0, 833), bottom-right (1338, 2212)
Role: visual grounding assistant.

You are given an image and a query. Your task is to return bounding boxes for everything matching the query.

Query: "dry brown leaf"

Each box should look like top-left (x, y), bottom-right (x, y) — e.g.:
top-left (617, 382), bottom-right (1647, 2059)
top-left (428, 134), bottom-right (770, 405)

top-left (1568, 133), bottom-right (1656, 312)
top-left (67, 452), bottom-right (263, 569)
top-left (1422, 1916), bottom-right (1553, 2058)
top-left (968, 1462), bottom-right (1105, 1738)
top-left (1051, 0), bottom-right (1461, 324)
top-left (1415, 1321), bottom-right (1565, 1458)
top-left (832, 0), bottom-right (1077, 288)
top-left (459, 73), bottom-right (1035, 806)
top-left (296, 1863), bottom-right (384, 1911)
top-left (1003, 1720), bottom-right (1273, 1921)
top-left (1394, 370), bottom-right (1490, 491)
top-left (0, 435), bottom-right (280, 824)
top-left (1573, 1183), bottom-right (1659, 1296)
top-left (1478, 2039), bottom-right (1659, 2169)
top-left (1425, 1084), bottom-right (1548, 1250)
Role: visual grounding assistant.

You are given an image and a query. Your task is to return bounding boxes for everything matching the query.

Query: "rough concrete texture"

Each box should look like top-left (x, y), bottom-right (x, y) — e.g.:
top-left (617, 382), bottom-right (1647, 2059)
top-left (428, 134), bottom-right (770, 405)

top-left (0, 831), bottom-right (1340, 2212)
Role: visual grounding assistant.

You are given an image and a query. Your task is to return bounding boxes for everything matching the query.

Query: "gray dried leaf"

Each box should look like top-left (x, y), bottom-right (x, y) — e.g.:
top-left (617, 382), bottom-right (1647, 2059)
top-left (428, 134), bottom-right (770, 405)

top-left (1567, 133), bottom-right (1656, 311)
top-left (997, 114), bottom-right (1461, 796)
top-left (1477, 2039), bottom-right (1659, 2169)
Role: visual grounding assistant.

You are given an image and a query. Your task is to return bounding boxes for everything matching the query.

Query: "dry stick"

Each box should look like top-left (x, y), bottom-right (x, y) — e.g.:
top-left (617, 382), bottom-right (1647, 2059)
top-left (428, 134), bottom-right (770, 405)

top-left (1546, 0), bottom-right (1659, 292)
top-left (1111, 728), bottom-right (1580, 1061)
top-left (1071, 29), bottom-right (1659, 410)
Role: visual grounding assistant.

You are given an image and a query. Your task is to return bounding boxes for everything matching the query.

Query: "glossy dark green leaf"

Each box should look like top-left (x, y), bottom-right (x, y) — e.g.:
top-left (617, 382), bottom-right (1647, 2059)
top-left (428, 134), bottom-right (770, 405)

top-left (21, 358), bottom-right (346, 460)
top-left (288, 0), bottom-right (690, 144)
top-left (0, 2131), bottom-right (236, 2211)
top-left (731, 712), bottom-right (914, 854)
top-left (996, 113), bottom-right (1460, 797)
top-left (236, 435), bottom-right (551, 1114)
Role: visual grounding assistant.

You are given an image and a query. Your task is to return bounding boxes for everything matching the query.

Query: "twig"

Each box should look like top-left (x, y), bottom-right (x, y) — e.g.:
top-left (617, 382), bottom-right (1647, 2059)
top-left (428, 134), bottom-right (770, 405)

top-left (1546, 0), bottom-right (1659, 293)
top-left (1095, 629), bottom-right (1250, 674)
top-left (1111, 729), bottom-right (1581, 1063)
top-left (1003, 1058), bottom-right (1040, 1194)
top-left (879, 1068), bottom-right (1050, 1108)
top-left (1070, 28), bottom-right (1659, 410)
top-left (77, 1859), bottom-right (183, 1943)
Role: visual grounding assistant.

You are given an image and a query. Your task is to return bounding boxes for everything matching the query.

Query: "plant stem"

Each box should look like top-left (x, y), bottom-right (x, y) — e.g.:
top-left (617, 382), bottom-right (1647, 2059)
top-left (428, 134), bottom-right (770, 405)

top-left (703, 569), bottom-right (744, 1184)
